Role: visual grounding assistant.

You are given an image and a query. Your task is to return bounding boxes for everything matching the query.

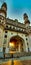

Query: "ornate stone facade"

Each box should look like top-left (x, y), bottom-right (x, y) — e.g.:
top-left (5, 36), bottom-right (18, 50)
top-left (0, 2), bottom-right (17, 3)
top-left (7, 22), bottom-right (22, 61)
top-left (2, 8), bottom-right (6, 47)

top-left (0, 2), bottom-right (31, 53)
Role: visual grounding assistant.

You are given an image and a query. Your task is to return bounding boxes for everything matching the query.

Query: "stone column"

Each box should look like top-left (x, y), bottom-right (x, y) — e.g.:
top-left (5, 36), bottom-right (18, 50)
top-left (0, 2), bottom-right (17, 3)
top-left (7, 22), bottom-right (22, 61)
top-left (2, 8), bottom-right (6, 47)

top-left (18, 43), bottom-right (21, 52)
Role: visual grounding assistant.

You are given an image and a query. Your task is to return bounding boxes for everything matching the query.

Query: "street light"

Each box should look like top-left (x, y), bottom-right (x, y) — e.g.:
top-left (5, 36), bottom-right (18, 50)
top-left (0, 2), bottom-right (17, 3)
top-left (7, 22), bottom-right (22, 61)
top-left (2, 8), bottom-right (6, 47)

top-left (9, 42), bottom-right (14, 47)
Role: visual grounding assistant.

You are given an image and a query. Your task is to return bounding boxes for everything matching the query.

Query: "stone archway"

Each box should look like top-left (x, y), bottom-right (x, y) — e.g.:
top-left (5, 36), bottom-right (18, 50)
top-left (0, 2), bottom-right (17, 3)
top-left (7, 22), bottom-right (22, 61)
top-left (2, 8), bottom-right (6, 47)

top-left (9, 35), bottom-right (25, 52)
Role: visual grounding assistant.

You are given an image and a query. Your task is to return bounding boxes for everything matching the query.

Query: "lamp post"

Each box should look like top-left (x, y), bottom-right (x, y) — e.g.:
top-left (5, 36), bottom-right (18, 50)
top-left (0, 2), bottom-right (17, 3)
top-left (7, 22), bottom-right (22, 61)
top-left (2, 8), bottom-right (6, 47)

top-left (11, 53), bottom-right (14, 65)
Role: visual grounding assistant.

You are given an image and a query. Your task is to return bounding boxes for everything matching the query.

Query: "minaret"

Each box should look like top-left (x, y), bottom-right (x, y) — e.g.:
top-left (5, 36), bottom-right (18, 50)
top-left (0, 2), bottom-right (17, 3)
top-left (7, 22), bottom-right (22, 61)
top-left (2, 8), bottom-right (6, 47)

top-left (0, 2), bottom-right (7, 26)
top-left (0, 3), bottom-right (7, 57)
top-left (0, 2), bottom-right (7, 17)
top-left (23, 13), bottom-right (30, 27)
top-left (0, 2), bottom-right (7, 49)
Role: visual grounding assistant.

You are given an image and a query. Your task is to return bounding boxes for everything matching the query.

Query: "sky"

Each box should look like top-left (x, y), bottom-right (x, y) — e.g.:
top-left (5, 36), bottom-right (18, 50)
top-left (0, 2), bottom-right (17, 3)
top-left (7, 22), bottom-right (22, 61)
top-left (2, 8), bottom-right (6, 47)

top-left (0, 0), bottom-right (31, 24)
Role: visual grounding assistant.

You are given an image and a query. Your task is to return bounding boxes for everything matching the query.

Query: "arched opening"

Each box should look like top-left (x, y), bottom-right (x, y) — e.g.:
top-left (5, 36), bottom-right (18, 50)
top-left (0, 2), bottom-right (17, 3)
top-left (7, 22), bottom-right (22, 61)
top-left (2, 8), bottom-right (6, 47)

top-left (9, 35), bottom-right (25, 53)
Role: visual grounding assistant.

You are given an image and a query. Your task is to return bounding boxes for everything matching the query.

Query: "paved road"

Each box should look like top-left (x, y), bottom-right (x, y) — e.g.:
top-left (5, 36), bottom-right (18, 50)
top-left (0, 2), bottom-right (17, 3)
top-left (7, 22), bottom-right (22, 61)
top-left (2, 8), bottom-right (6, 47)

top-left (0, 59), bottom-right (31, 65)
top-left (0, 52), bottom-right (31, 65)
top-left (0, 60), bottom-right (22, 65)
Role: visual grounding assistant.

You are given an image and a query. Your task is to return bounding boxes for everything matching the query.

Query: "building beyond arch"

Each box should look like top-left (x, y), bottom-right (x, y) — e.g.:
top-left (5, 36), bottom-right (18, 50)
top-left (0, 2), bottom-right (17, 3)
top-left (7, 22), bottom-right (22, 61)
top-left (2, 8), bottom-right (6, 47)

top-left (8, 35), bottom-right (26, 52)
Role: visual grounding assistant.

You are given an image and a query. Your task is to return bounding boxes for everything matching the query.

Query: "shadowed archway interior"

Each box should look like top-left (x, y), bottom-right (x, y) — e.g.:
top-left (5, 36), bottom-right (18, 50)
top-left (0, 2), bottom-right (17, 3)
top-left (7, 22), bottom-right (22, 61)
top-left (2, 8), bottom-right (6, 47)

top-left (9, 35), bottom-right (25, 52)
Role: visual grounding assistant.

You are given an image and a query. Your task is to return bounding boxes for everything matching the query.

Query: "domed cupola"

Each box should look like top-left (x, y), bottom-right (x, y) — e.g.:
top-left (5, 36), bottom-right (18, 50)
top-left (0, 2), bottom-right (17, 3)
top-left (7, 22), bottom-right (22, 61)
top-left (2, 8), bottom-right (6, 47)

top-left (0, 2), bottom-right (7, 17)
top-left (23, 13), bottom-right (30, 27)
top-left (1, 2), bottom-right (7, 12)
